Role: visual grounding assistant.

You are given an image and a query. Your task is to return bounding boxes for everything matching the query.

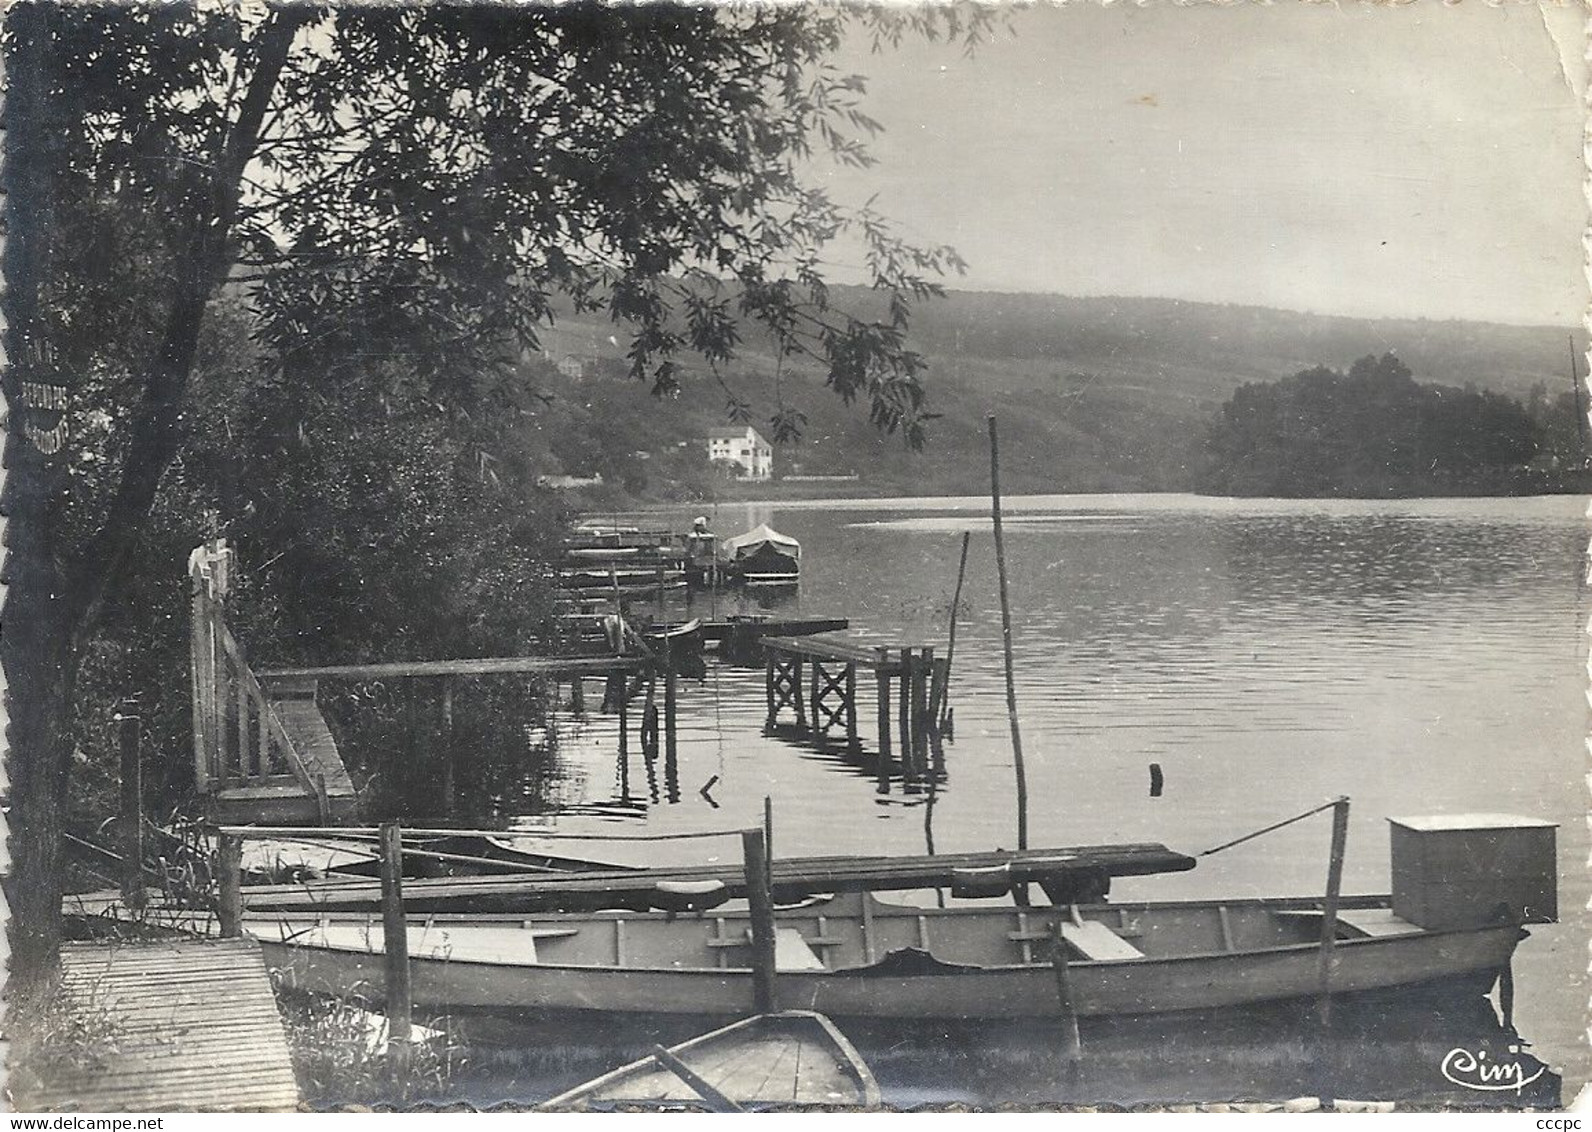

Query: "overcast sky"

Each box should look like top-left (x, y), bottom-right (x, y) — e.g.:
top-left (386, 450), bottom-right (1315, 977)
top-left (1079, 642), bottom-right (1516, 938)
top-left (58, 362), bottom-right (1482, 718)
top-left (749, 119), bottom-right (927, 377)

top-left (811, 2), bottom-right (1587, 327)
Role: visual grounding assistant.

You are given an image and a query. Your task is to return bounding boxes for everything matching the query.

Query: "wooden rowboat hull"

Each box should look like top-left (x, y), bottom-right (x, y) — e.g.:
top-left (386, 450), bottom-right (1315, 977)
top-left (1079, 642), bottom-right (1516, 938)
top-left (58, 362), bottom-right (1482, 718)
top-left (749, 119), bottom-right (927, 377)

top-left (258, 901), bottom-right (1518, 1025)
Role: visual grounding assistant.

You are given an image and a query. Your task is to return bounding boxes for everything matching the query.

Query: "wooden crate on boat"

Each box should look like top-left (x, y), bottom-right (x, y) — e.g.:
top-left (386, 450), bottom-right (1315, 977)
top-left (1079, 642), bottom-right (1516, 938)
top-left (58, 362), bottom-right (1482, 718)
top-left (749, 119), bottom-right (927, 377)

top-left (1388, 814), bottom-right (1557, 930)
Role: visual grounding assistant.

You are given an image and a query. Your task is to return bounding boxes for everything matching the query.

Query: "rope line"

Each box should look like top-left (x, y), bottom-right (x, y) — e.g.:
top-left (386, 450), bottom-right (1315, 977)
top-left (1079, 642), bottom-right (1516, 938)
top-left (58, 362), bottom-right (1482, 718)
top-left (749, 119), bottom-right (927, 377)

top-left (1200, 796), bottom-right (1348, 857)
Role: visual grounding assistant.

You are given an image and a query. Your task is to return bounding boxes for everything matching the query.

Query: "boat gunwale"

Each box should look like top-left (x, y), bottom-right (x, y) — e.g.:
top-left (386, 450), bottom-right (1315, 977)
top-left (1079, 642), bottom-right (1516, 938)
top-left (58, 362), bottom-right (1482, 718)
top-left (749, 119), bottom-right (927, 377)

top-left (243, 891), bottom-right (1402, 927)
top-left (252, 902), bottom-right (1522, 975)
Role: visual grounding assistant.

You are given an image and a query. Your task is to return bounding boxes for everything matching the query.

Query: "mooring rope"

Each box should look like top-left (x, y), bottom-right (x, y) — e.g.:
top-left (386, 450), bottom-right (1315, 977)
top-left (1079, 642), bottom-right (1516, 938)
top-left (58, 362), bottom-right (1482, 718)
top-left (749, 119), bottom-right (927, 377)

top-left (1200, 796), bottom-right (1348, 857)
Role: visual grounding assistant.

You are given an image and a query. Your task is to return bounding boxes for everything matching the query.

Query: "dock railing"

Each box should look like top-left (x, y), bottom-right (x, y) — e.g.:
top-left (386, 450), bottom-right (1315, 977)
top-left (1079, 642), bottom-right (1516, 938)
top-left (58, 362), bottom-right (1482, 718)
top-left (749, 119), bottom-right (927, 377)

top-left (190, 540), bottom-right (331, 823)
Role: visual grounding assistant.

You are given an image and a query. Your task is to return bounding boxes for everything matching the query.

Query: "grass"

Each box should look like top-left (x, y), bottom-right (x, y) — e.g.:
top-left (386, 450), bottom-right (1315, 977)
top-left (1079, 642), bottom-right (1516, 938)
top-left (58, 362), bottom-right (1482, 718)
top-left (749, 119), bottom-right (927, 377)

top-left (5, 970), bottom-right (127, 1108)
top-left (274, 983), bottom-right (465, 1108)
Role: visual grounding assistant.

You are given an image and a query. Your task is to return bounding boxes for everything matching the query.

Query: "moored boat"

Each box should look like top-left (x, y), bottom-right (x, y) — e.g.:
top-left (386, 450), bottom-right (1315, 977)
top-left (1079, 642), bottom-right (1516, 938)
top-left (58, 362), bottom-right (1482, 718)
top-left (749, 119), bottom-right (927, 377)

top-left (538, 1011), bottom-right (880, 1111)
top-left (249, 890), bottom-right (1524, 1025)
top-left (720, 523), bottom-right (800, 586)
top-left (252, 813), bottom-right (1554, 1028)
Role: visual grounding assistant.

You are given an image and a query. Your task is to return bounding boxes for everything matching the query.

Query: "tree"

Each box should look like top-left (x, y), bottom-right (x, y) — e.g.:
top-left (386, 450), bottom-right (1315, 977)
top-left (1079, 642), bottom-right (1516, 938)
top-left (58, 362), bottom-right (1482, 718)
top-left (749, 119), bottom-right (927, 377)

top-left (1200, 353), bottom-right (1543, 497)
top-left (2, 2), bottom-right (987, 982)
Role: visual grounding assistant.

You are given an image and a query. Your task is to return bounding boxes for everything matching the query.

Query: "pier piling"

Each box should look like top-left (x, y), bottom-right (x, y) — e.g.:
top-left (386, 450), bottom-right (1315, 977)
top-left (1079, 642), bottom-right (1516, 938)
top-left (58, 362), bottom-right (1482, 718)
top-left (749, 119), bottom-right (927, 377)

top-left (742, 827), bottom-right (777, 1014)
top-left (845, 664), bottom-right (859, 750)
top-left (1315, 796), bottom-right (1351, 1103)
top-left (217, 833), bottom-right (243, 938)
top-left (379, 821), bottom-right (414, 1085)
top-left (913, 647), bottom-right (933, 772)
top-left (118, 702), bottom-right (144, 912)
top-left (663, 638), bottom-right (678, 768)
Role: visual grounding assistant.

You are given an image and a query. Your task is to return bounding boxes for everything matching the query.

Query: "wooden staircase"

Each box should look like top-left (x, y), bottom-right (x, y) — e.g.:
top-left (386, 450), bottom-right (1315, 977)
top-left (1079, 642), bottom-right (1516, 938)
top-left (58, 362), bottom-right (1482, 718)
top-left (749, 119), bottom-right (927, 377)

top-left (191, 541), bottom-right (361, 826)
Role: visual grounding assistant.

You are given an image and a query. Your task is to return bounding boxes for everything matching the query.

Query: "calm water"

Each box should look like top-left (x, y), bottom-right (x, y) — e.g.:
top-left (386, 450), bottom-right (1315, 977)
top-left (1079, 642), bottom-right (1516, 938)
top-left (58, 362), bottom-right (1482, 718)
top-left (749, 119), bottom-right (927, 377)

top-left (502, 493), bottom-right (1589, 1104)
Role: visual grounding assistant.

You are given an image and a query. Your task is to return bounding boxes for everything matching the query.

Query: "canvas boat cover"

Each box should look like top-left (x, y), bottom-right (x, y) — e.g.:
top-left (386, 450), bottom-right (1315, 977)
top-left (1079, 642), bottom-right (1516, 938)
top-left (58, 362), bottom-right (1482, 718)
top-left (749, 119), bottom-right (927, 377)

top-left (720, 523), bottom-right (801, 562)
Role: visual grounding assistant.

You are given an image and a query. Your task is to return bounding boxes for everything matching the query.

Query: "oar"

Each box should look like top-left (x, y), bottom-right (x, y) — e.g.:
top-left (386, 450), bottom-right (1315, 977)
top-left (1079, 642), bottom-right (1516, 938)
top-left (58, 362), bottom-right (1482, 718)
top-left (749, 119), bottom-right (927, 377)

top-left (651, 1045), bottom-right (746, 1113)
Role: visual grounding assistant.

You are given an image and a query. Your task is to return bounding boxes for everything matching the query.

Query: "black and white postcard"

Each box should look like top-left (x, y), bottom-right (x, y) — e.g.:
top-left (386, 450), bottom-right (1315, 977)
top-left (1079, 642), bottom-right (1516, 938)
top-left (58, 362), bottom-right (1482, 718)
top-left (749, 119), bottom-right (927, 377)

top-left (1, 0), bottom-right (1586, 1114)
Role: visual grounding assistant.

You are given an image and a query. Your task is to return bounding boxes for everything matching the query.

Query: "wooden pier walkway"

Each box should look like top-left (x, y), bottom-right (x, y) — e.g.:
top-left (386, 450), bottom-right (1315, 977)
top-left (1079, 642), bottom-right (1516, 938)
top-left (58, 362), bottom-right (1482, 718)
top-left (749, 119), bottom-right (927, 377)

top-left (19, 938), bottom-right (299, 1112)
top-left (191, 538), bottom-right (653, 826)
top-left (256, 654), bottom-right (652, 683)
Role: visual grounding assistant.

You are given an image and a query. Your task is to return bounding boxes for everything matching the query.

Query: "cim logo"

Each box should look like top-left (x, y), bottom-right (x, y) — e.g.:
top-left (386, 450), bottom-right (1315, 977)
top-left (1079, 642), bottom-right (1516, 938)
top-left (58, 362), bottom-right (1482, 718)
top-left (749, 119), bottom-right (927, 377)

top-left (1440, 1044), bottom-right (1547, 1093)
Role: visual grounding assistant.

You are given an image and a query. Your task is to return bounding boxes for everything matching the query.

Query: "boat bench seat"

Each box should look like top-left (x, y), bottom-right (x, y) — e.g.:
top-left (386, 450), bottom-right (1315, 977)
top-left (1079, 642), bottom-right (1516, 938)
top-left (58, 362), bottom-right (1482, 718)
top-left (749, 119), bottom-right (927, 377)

top-left (1059, 919), bottom-right (1144, 961)
top-left (1334, 909), bottom-right (1424, 939)
top-left (1274, 908), bottom-right (1425, 939)
top-left (772, 928), bottom-right (827, 971)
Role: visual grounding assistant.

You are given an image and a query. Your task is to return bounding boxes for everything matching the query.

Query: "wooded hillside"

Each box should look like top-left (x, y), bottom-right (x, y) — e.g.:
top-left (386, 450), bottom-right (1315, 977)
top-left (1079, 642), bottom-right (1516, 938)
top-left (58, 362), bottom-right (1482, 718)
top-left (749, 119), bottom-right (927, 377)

top-left (525, 288), bottom-right (1587, 499)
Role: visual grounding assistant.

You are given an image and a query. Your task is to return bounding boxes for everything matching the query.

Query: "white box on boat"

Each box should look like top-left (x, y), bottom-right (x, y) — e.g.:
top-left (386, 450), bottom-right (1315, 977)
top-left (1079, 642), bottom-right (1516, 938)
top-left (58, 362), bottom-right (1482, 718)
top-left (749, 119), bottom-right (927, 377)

top-left (1388, 814), bottom-right (1557, 931)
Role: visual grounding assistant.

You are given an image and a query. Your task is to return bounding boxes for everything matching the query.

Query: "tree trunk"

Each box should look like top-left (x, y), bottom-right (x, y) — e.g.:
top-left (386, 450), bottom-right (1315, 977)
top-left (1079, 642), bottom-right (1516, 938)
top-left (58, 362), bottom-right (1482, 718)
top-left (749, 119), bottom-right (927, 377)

top-left (2, 608), bottom-right (78, 985)
top-left (1, 8), bottom-right (305, 986)
top-left (2, 2), bottom-right (72, 990)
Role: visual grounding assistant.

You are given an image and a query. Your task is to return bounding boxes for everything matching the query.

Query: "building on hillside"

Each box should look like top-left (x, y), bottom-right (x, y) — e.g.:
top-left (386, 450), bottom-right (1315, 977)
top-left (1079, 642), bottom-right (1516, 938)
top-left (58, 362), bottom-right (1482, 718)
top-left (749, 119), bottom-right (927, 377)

top-left (706, 425), bottom-right (773, 480)
top-left (536, 472), bottom-right (605, 489)
top-left (553, 354), bottom-right (591, 380)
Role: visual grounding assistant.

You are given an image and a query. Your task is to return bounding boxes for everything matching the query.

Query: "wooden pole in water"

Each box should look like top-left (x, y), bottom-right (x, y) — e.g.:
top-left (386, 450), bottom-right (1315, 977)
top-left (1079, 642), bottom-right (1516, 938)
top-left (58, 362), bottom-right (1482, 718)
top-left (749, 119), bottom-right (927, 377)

top-left (845, 662), bottom-right (859, 751)
top-left (764, 650), bottom-right (777, 728)
top-left (1315, 796), bottom-right (1350, 1102)
top-left (935, 531), bottom-right (972, 726)
top-left (118, 701), bottom-right (144, 912)
top-left (898, 649), bottom-right (915, 779)
top-left (809, 660), bottom-right (825, 740)
top-left (913, 646), bottom-right (933, 771)
top-left (741, 827), bottom-right (777, 1014)
top-left (988, 415), bottom-right (1030, 850)
top-left (875, 660), bottom-right (892, 790)
top-left (663, 637), bottom-right (678, 768)
top-left (763, 795), bottom-right (775, 864)
top-left (217, 832), bottom-right (243, 937)
top-left (379, 820), bottom-right (414, 1084)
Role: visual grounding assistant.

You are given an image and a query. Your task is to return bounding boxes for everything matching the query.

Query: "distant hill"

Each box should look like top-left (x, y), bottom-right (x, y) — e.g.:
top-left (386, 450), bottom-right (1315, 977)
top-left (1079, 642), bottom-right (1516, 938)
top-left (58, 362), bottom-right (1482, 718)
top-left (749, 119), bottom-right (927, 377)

top-left (524, 288), bottom-right (1586, 498)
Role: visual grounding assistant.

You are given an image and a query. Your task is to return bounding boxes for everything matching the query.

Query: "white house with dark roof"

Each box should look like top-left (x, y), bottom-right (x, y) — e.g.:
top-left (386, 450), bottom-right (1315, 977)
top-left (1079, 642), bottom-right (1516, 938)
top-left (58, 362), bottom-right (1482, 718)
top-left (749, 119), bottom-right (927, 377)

top-left (706, 425), bottom-right (773, 480)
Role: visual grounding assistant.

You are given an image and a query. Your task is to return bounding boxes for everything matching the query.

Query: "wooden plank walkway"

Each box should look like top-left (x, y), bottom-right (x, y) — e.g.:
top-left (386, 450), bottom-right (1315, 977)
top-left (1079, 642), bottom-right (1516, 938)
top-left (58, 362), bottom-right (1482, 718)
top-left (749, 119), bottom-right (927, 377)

top-left (210, 677), bottom-right (360, 825)
top-left (221, 842), bottom-right (1197, 914)
top-left (763, 633), bottom-right (906, 671)
top-left (270, 696), bottom-right (358, 798)
top-left (21, 938), bottom-right (299, 1112)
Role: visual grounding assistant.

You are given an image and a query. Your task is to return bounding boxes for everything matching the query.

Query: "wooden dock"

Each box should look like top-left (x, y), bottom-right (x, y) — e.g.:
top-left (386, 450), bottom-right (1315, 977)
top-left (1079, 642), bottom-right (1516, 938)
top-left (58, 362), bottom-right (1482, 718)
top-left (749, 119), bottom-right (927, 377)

top-left (18, 938), bottom-right (299, 1112)
top-left (762, 634), bottom-right (947, 779)
top-left (207, 842), bottom-right (1196, 914)
top-left (192, 536), bottom-right (655, 825)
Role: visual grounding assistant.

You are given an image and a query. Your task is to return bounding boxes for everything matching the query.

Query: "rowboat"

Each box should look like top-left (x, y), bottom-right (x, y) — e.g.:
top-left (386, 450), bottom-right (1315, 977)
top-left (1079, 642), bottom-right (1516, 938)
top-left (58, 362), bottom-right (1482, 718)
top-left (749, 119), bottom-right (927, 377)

top-left (254, 894), bottom-right (1537, 1029)
top-left (720, 523), bottom-right (800, 586)
top-left (79, 814), bottom-right (1556, 1033)
top-left (538, 1011), bottom-right (880, 1111)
